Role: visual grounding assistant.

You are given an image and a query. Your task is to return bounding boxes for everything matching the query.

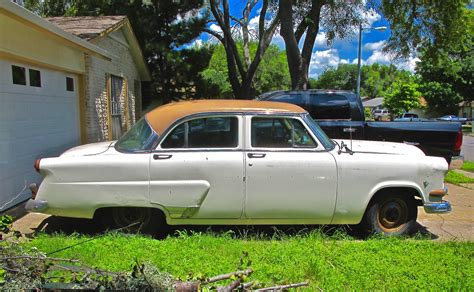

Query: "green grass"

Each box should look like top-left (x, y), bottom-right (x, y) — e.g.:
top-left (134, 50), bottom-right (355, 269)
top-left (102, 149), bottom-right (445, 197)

top-left (20, 231), bottom-right (473, 290)
top-left (461, 161), bottom-right (474, 172)
top-left (445, 170), bottom-right (474, 185)
top-left (462, 124), bottom-right (472, 133)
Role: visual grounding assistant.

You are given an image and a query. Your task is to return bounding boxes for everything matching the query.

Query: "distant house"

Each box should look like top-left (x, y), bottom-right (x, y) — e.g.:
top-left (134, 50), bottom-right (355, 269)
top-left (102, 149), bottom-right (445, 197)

top-left (0, 1), bottom-right (150, 211)
top-left (362, 97), bottom-right (384, 111)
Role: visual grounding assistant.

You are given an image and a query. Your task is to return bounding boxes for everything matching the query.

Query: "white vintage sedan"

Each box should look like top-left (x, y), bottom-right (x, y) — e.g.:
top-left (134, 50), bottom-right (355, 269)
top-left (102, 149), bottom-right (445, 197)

top-left (26, 100), bottom-right (451, 235)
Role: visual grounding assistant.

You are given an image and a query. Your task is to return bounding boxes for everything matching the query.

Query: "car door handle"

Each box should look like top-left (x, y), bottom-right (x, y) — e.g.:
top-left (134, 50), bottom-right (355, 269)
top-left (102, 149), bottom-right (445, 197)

top-left (153, 154), bottom-right (172, 160)
top-left (247, 153), bottom-right (266, 158)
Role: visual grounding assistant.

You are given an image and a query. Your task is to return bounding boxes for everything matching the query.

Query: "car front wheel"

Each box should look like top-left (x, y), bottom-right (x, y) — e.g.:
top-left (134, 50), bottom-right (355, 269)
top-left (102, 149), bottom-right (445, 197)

top-left (364, 193), bottom-right (417, 236)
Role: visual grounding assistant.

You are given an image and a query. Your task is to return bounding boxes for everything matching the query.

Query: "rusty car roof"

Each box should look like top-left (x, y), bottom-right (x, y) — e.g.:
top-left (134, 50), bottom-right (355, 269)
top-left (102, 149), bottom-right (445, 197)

top-left (145, 99), bottom-right (306, 135)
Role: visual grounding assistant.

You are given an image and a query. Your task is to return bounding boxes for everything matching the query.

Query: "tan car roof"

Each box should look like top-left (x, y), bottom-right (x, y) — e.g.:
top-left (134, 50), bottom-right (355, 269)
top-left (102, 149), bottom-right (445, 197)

top-left (145, 99), bottom-right (306, 135)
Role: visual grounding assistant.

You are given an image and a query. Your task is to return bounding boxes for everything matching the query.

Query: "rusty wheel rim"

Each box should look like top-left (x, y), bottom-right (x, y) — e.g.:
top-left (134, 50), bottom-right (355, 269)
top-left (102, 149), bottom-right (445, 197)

top-left (377, 198), bottom-right (409, 232)
top-left (112, 208), bottom-right (150, 231)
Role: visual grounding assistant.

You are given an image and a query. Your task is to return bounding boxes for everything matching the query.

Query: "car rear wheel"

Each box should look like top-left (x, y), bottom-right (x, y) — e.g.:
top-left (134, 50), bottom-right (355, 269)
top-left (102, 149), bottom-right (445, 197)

top-left (364, 193), bottom-right (417, 236)
top-left (98, 207), bottom-right (163, 234)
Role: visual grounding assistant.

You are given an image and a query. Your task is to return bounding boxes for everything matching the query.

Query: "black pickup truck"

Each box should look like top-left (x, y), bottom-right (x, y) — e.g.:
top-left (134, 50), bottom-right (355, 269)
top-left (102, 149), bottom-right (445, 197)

top-left (258, 90), bottom-right (462, 162)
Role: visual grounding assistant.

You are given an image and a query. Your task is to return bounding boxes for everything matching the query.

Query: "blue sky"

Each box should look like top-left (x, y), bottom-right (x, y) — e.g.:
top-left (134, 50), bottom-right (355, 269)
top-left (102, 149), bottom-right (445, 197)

top-left (197, 1), bottom-right (419, 78)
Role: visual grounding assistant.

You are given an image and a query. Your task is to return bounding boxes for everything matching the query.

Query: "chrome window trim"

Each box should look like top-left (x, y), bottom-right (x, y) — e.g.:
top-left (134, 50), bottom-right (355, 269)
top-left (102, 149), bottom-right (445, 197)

top-left (243, 114), bottom-right (328, 152)
top-left (114, 116), bottom-right (159, 154)
top-left (156, 113), bottom-right (243, 151)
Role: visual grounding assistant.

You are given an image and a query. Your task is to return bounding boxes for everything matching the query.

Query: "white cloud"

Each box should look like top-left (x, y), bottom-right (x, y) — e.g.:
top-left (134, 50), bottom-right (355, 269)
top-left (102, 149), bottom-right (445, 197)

top-left (363, 40), bottom-right (385, 51)
top-left (308, 49), bottom-right (349, 77)
top-left (364, 48), bottom-right (419, 72)
top-left (366, 50), bottom-right (392, 65)
top-left (315, 32), bottom-right (327, 47)
top-left (363, 8), bottom-right (382, 26)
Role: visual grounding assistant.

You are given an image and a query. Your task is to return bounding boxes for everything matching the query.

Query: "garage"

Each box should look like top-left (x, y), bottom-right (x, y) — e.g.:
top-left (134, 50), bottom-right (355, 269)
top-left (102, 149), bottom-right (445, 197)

top-left (0, 1), bottom-right (111, 211)
top-left (0, 60), bottom-right (80, 210)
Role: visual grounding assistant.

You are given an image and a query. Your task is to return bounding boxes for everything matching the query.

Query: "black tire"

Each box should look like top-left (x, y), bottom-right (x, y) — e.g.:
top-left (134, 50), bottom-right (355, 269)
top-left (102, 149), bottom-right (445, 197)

top-left (98, 207), bottom-right (163, 235)
top-left (364, 193), bottom-right (417, 236)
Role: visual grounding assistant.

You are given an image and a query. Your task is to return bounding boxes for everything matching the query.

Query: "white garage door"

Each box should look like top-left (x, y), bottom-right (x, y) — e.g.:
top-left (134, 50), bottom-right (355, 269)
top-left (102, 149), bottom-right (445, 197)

top-left (0, 59), bottom-right (80, 211)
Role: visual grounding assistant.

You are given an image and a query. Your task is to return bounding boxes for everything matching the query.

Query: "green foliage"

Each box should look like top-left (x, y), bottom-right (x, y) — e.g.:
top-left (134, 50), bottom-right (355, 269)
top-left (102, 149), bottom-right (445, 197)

top-left (310, 64), bottom-right (357, 91)
top-left (0, 215), bottom-right (13, 234)
top-left (378, 0), bottom-right (470, 58)
top-left (311, 63), bottom-right (412, 99)
top-left (417, 8), bottom-right (473, 114)
top-left (445, 170), bottom-right (474, 185)
top-left (383, 81), bottom-right (422, 117)
top-left (202, 43), bottom-right (290, 98)
top-left (22, 232), bottom-right (474, 290)
top-left (461, 161), bottom-right (474, 173)
top-left (420, 82), bottom-right (463, 115)
top-left (364, 107), bottom-right (374, 121)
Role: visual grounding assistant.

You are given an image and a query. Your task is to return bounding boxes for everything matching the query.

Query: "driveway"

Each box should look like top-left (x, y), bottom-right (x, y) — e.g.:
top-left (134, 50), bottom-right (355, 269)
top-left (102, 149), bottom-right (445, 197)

top-left (461, 134), bottom-right (474, 161)
top-left (12, 183), bottom-right (473, 241)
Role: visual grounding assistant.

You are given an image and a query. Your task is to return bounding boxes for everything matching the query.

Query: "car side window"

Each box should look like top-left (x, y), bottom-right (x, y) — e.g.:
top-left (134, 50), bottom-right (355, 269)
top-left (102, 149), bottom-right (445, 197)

top-left (161, 116), bottom-right (238, 149)
top-left (251, 117), bottom-right (316, 148)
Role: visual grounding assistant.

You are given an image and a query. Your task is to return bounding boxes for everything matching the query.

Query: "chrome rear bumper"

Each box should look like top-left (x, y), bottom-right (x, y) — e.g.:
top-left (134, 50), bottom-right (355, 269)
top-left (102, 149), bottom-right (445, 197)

top-left (25, 199), bottom-right (49, 213)
top-left (424, 201), bottom-right (452, 213)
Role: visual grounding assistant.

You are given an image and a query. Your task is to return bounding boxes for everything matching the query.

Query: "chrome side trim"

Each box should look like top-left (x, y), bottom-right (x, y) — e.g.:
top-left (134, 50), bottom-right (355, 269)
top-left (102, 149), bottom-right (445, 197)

top-left (25, 199), bottom-right (49, 213)
top-left (423, 200), bottom-right (452, 213)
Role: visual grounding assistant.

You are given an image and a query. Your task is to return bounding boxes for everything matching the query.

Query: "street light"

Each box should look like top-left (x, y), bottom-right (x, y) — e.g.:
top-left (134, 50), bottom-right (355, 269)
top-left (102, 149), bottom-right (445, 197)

top-left (356, 24), bottom-right (387, 98)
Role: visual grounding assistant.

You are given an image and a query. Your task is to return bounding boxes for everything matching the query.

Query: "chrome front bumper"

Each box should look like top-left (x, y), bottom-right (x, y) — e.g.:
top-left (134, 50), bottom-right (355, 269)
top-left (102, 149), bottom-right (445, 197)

top-left (25, 199), bottom-right (49, 213)
top-left (423, 200), bottom-right (452, 213)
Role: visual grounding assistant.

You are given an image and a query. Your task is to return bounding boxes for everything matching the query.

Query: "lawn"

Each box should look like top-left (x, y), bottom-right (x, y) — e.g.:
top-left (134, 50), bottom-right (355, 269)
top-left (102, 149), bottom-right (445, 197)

top-left (461, 161), bottom-right (474, 172)
top-left (20, 231), bottom-right (474, 290)
top-left (445, 170), bottom-right (474, 185)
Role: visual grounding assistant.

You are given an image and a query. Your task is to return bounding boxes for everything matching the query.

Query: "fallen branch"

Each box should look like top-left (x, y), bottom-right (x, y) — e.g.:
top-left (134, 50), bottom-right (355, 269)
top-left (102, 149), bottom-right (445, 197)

top-left (204, 268), bottom-right (253, 284)
top-left (256, 281), bottom-right (310, 291)
top-left (0, 255), bottom-right (79, 262)
top-left (217, 279), bottom-right (241, 292)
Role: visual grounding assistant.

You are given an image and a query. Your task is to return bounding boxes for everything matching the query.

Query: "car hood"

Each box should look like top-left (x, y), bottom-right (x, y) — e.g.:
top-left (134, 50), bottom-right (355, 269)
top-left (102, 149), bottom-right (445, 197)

top-left (336, 140), bottom-right (425, 156)
top-left (61, 141), bottom-right (116, 157)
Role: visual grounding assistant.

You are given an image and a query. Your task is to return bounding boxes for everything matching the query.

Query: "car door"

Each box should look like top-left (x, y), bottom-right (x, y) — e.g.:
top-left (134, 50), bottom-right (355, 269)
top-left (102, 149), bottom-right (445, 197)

top-left (244, 115), bottom-right (338, 222)
top-left (149, 115), bottom-right (245, 219)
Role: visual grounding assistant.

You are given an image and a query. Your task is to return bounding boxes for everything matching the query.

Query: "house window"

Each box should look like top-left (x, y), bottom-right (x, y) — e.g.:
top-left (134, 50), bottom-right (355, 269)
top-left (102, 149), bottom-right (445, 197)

top-left (110, 75), bottom-right (124, 140)
top-left (66, 77), bottom-right (74, 91)
top-left (12, 65), bottom-right (26, 85)
top-left (29, 69), bottom-right (41, 87)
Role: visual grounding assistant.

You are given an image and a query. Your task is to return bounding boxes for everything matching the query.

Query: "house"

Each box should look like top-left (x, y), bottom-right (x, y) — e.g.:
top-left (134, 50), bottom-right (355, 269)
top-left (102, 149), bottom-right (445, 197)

top-left (362, 97), bottom-right (384, 112)
top-left (0, 1), bottom-right (150, 211)
top-left (46, 16), bottom-right (150, 142)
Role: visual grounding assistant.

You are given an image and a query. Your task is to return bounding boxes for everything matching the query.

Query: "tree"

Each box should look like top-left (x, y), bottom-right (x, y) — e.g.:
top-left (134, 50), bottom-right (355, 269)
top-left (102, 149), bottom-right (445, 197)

top-left (279, 0), bottom-right (469, 90)
top-left (278, 0), bottom-right (364, 90)
top-left (416, 8), bottom-right (473, 114)
top-left (310, 63), bottom-right (412, 99)
top-left (206, 0), bottom-right (280, 99)
top-left (24, 0), bottom-right (208, 104)
top-left (201, 43), bottom-right (290, 98)
top-left (382, 80), bottom-right (422, 116)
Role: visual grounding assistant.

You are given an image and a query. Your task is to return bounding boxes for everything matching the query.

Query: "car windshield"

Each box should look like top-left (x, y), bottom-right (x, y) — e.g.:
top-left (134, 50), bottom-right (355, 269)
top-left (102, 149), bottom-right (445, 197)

top-left (115, 118), bottom-right (157, 152)
top-left (303, 114), bottom-right (335, 150)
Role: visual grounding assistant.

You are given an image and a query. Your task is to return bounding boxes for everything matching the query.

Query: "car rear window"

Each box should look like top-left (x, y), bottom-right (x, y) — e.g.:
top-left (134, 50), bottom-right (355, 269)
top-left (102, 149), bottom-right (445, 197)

top-left (308, 93), bottom-right (350, 119)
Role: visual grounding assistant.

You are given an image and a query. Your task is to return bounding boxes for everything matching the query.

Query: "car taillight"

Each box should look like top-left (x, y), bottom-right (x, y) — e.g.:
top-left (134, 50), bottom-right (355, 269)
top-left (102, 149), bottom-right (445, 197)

top-left (34, 159), bottom-right (41, 172)
top-left (454, 130), bottom-right (463, 152)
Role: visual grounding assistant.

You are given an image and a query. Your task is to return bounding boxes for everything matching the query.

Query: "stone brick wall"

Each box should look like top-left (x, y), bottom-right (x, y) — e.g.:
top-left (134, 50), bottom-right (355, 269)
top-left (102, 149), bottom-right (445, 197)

top-left (84, 28), bottom-right (141, 142)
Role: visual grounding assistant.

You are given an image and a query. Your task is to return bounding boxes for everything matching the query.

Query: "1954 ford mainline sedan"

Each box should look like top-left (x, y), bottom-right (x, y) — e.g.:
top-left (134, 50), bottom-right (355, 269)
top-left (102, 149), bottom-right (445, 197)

top-left (26, 100), bottom-right (452, 235)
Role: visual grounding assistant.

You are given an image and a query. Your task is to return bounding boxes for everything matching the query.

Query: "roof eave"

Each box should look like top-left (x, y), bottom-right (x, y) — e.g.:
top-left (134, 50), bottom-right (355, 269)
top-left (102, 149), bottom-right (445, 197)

top-left (90, 18), bottom-right (151, 81)
top-left (1, 1), bottom-right (112, 61)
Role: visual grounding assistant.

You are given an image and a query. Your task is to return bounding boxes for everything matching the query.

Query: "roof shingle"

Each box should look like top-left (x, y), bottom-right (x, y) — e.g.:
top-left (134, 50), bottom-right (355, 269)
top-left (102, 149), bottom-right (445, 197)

top-left (46, 16), bottom-right (126, 40)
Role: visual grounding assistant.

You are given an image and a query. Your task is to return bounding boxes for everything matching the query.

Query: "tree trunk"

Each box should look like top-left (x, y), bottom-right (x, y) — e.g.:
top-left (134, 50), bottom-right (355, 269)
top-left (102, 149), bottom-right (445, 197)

top-left (279, 0), bottom-right (324, 90)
